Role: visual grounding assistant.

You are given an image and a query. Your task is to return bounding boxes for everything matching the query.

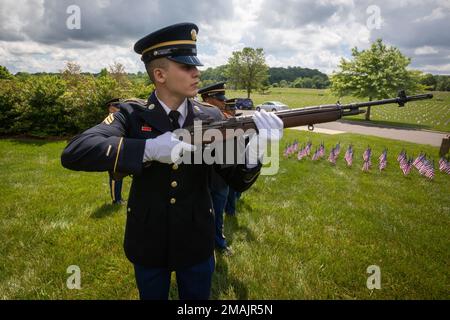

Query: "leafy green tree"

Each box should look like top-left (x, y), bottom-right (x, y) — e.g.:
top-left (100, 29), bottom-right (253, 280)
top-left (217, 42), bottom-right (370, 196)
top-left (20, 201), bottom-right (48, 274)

top-left (420, 73), bottom-right (437, 90)
top-left (200, 65), bottom-right (228, 83)
top-left (259, 79), bottom-right (271, 94)
top-left (269, 66), bottom-right (327, 84)
top-left (109, 61), bottom-right (131, 88)
top-left (225, 48), bottom-right (269, 98)
top-left (99, 68), bottom-right (108, 78)
top-left (11, 76), bottom-right (67, 136)
top-left (331, 39), bottom-right (425, 120)
top-left (436, 76), bottom-right (450, 91)
top-left (0, 65), bottom-right (13, 79)
top-left (279, 80), bottom-right (288, 88)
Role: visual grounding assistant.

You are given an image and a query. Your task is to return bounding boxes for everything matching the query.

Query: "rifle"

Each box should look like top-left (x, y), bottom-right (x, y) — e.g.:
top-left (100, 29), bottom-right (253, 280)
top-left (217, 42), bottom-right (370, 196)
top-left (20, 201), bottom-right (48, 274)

top-left (185, 90), bottom-right (433, 144)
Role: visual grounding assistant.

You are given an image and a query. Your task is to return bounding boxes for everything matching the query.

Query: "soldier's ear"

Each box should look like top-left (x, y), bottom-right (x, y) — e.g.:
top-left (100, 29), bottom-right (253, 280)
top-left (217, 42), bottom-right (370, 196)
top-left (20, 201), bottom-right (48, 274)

top-left (153, 68), bottom-right (167, 84)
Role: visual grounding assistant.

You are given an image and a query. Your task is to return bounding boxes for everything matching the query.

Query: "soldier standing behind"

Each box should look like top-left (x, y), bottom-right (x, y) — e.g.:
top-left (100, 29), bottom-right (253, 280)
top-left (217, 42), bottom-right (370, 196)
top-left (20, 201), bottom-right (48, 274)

top-left (198, 82), bottom-right (235, 255)
top-left (105, 98), bottom-right (125, 205)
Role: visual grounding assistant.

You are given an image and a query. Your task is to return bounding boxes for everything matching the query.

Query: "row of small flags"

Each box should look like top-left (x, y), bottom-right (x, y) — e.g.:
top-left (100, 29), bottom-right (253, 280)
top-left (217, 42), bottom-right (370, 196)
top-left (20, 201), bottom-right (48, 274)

top-left (282, 140), bottom-right (450, 180)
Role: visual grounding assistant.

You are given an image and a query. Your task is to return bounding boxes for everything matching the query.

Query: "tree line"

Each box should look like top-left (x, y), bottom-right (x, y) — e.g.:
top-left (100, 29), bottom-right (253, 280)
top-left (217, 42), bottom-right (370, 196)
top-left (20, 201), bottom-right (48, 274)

top-left (1, 38), bottom-right (448, 137)
top-left (201, 64), bottom-right (330, 90)
top-left (0, 63), bottom-right (153, 137)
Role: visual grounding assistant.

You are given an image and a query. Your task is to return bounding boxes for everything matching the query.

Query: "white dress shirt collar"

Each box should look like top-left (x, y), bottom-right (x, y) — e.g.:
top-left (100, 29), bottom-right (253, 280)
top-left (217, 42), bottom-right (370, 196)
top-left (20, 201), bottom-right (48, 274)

top-left (155, 91), bottom-right (187, 127)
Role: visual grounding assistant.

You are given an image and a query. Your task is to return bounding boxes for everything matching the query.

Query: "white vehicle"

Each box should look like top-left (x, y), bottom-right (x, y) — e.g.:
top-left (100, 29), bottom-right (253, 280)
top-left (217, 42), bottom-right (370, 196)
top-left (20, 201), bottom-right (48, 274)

top-left (255, 101), bottom-right (289, 112)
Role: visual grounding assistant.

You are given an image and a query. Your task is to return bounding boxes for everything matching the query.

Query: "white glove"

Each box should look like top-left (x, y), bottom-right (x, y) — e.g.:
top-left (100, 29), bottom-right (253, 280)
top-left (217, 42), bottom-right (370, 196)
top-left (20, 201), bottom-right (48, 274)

top-left (247, 109), bottom-right (284, 167)
top-left (143, 131), bottom-right (196, 164)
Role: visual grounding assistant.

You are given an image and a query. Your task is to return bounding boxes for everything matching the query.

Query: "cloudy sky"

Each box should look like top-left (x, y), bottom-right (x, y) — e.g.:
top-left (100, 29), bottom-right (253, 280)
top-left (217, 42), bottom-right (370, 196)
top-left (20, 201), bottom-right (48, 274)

top-left (1, 0), bottom-right (449, 75)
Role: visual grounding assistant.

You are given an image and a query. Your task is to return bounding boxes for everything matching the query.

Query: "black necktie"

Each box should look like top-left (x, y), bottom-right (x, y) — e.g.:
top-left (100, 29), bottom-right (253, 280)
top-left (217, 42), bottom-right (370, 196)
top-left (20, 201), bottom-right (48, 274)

top-left (168, 110), bottom-right (181, 129)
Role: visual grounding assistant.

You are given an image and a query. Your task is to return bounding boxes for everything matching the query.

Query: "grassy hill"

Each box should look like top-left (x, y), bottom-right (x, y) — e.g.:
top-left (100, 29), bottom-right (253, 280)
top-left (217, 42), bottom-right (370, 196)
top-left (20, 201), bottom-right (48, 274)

top-left (0, 130), bottom-right (448, 299)
top-left (228, 88), bottom-right (450, 132)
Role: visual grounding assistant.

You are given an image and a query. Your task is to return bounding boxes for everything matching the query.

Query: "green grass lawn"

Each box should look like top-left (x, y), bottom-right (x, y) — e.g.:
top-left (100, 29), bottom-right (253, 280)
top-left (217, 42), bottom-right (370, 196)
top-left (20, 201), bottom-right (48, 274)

top-left (228, 88), bottom-right (450, 132)
top-left (0, 131), bottom-right (449, 299)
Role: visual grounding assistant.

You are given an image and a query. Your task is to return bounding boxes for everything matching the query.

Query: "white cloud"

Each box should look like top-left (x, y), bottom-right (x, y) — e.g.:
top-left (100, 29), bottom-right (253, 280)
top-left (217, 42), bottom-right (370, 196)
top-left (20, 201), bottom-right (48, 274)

top-left (0, 0), bottom-right (449, 75)
top-left (414, 7), bottom-right (446, 22)
top-left (414, 46), bottom-right (439, 55)
top-left (420, 63), bottom-right (450, 73)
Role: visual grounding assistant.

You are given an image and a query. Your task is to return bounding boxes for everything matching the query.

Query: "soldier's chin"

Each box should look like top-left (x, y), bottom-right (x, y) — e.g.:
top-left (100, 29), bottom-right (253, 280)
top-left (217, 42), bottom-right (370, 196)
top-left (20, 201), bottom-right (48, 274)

top-left (186, 88), bottom-right (198, 98)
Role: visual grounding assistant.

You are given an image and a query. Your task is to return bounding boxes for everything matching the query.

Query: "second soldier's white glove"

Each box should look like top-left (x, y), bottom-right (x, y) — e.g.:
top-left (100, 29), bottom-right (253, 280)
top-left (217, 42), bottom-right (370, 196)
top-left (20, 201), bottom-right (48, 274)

top-left (246, 109), bottom-right (284, 167)
top-left (143, 131), bottom-right (196, 164)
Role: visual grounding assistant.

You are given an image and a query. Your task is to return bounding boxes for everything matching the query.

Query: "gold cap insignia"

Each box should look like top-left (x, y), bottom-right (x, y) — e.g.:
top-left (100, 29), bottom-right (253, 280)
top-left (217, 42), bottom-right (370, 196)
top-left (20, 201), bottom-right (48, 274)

top-left (191, 29), bottom-right (197, 41)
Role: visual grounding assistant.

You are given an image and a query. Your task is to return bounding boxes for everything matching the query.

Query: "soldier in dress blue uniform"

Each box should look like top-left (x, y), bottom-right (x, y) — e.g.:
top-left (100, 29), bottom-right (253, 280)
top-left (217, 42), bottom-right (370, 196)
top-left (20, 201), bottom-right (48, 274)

top-left (198, 82), bottom-right (234, 255)
top-left (61, 22), bottom-right (283, 300)
top-left (105, 98), bottom-right (125, 205)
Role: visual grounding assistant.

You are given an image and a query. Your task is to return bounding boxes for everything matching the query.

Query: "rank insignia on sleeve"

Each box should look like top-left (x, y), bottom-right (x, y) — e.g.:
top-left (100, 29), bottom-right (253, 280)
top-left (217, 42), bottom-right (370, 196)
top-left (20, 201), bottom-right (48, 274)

top-left (103, 113), bottom-right (115, 125)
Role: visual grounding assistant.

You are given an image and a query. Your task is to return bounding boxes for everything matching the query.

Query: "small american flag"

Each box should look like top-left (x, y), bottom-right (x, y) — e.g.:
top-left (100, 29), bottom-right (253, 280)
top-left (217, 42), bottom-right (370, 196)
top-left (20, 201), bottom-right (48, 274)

top-left (439, 157), bottom-right (450, 174)
top-left (362, 161), bottom-right (371, 172)
top-left (328, 147), bottom-right (337, 165)
top-left (401, 157), bottom-right (413, 176)
top-left (334, 142), bottom-right (341, 156)
top-left (293, 139), bottom-right (299, 152)
top-left (378, 149), bottom-right (387, 171)
top-left (318, 142), bottom-right (325, 158)
top-left (413, 153), bottom-right (425, 168)
top-left (305, 141), bottom-right (312, 155)
top-left (312, 148), bottom-right (320, 161)
top-left (397, 149), bottom-right (406, 162)
top-left (421, 159), bottom-right (434, 180)
top-left (283, 142), bottom-right (296, 157)
top-left (297, 144), bottom-right (308, 160)
top-left (361, 146), bottom-right (372, 172)
top-left (283, 144), bottom-right (290, 157)
top-left (362, 146), bottom-right (372, 162)
top-left (344, 145), bottom-right (353, 167)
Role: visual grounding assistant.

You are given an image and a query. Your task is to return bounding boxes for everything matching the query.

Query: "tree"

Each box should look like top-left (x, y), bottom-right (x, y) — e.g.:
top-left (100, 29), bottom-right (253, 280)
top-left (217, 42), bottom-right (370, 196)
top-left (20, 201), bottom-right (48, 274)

top-left (225, 47), bottom-right (269, 98)
top-left (108, 61), bottom-right (130, 87)
top-left (0, 65), bottom-right (14, 79)
top-left (421, 73), bottom-right (437, 90)
top-left (279, 80), bottom-right (288, 88)
top-left (259, 79), bottom-right (271, 94)
top-left (99, 68), bottom-right (108, 78)
top-left (200, 65), bottom-right (228, 83)
top-left (436, 76), bottom-right (450, 91)
top-left (61, 61), bottom-right (82, 85)
top-left (331, 39), bottom-right (425, 120)
top-left (268, 66), bottom-right (327, 84)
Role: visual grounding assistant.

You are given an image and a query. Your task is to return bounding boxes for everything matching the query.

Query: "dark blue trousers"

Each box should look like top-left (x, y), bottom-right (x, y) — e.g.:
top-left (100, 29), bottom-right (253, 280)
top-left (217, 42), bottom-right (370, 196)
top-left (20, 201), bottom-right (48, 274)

top-left (134, 255), bottom-right (215, 300)
top-left (211, 186), bottom-right (229, 249)
top-left (225, 188), bottom-right (241, 215)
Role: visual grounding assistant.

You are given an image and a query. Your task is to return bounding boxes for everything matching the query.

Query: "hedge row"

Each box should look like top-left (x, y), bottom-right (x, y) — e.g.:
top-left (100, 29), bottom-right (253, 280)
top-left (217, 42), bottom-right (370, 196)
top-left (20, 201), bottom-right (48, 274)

top-left (0, 74), bottom-right (153, 137)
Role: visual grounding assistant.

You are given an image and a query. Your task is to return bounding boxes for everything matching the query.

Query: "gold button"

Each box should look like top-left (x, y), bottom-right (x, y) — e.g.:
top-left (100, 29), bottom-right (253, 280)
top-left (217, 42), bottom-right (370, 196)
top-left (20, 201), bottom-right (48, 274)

top-left (171, 181), bottom-right (178, 188)
top-left (172, 164), bottom-right (178, 170)
top-left (170, 198), bottom-right (176, 204)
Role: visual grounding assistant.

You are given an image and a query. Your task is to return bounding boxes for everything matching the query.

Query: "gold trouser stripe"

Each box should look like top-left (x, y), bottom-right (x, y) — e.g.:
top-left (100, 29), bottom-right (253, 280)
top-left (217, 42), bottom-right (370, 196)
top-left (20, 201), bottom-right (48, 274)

top-left (142, 40), bottom-right (196, 55)
top-left (113, 137), bottom-right (124, 173)
top-left (111, 180), bottom-right (115, 202)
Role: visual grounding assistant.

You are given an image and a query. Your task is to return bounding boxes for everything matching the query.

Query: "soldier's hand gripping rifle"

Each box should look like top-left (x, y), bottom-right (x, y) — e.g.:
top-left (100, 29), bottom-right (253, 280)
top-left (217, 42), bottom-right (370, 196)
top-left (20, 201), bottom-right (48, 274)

top-left (185, 90), bottom-right (433, 144)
